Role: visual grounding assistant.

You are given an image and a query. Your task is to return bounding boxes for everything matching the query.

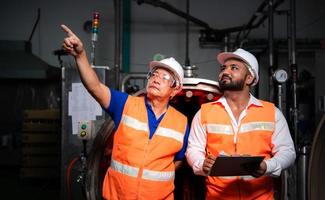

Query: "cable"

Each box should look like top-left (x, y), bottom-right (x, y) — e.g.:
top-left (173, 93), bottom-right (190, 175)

top-left (66, 157), bottom-right (80, 200)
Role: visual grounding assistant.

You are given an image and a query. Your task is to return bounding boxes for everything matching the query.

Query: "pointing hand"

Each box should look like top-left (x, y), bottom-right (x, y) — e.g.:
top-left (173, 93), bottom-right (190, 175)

top-left (61, 24), bottom-right (84, 57)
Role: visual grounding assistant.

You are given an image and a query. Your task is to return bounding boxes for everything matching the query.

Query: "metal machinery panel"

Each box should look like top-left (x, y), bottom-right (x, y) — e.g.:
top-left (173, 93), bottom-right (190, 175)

top-left (60, 66), bottom-right (111, 200)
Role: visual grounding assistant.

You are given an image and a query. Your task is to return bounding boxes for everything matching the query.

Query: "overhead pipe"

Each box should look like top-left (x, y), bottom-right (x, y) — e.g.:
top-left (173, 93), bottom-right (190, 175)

top-left (136, 0), bottom-right (265, 36)
top-left (136, 0), bottom-right (213, 31)
top-left (237, 0), bottom-right (285, 46)
top-left (137, 0), bottom-right (286, 49)
top-left (235, 1), bottom-right (268, 47)
top-left (252, 0), bottom-right (285, 30)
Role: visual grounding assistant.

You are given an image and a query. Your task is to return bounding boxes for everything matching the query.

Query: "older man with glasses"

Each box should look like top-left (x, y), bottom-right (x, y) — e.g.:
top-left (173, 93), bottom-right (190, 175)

top-left (61, 24), bottom-right (189, 200)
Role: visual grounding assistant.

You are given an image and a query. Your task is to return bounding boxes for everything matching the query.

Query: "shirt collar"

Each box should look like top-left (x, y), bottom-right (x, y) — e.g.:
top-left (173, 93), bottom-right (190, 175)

top-left (212, 93), bottom-right (263, 108)
top-left (145, 96), bottom-right (155, 111)
top-left (144, 96), bottom-right (157, 121)
top-left (144, 96), bottom-right (169, 116)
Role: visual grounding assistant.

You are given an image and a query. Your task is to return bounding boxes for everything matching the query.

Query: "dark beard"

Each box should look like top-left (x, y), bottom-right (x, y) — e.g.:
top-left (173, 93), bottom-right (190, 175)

top-left (219, 76), bottom-right (245, 91)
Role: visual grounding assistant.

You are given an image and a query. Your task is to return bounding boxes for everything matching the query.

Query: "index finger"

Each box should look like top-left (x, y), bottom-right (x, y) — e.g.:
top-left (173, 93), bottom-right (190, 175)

top-left (61, 24), bottom-right (75, 37)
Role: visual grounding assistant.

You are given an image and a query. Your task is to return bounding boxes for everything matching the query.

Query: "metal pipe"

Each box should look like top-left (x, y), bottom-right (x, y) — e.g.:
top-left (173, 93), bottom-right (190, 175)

top-left (290, 0), bottom-right (298, 148)
top-left (277, 82), bottom-right (289, 200)
top-left (298, 145), bottom-right (309, 200)
top-left (114, 0), bottom-right (122, 89)
top-left (290, 0), bottom-right (297, 65)
top-left (223, 34), bottom-right (229, 52)
top-left (289, 0), bottom-right (300, 199)
top-left (137, 0), bottom-right (261, 35)
top-left (120, 73), bottom-right (148, 92)
top-left (287, 12), bottom-right (292, 68)
top-left (183, 0), bottom-right (197, 78)
top-left (277, 84), bottom-right (282, 111)
top-left (28, 8), bottom-right (41, 42)
top-left (235, 0), bottom-right (268, 45)
top-left (122, 0), bottom-right (131, 73)
top-left (185, 0), bottom-right (190, 67)
top-left (240, 0), bottom-right (284, 40)
top-left (138, 0), bottom-right (285, 41)
top-left (137, 0), bottom-right (212, 30)
top-left (268, 0), bottom-right (275, 102)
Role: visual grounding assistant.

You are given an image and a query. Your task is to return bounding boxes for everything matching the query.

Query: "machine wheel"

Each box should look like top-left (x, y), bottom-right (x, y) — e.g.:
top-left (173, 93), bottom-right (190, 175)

top-left (308, 114), bottom-right (325, 200)
top-left (85, 119), bottom-right (115, 200)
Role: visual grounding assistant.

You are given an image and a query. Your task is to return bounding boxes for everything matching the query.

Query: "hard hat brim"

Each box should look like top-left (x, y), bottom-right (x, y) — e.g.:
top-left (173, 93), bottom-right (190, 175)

top-left (217, 52), bottom-right (249, 66)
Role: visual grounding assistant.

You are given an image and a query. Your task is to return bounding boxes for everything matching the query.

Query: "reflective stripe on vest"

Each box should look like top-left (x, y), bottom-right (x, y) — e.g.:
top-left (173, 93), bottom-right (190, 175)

top-left (155, 127), bottom-right (184, 143)
top-left (121, 114), bottom-right (184, 143)
top-left (142, 169), bottom-right (175, 181)
top-left (206, 124), bottom-right (232, 135)
top-left (240, 122), bottom-right (274, 133)
top-left (121, 115), bottom-right (149, 132)
top-left (110, 159), bottom-right (139, 178)
top-left (111, 159), bottom-right (175, 182)
top-left (218, 175), bottom-right (255, 180)
top-left (206, 122), bottom-right (274, 135)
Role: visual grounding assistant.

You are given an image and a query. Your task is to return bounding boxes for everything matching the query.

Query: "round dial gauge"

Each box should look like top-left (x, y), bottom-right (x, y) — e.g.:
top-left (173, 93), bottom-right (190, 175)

top-left (273, 69), bottom-right (288, 83)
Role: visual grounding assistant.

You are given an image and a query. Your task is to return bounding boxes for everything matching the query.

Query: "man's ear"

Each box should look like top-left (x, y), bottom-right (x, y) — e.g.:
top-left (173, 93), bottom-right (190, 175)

top-left (246, 74), bottom-right (255, 86)
top-left (170, 86), bottom-right (182, 99)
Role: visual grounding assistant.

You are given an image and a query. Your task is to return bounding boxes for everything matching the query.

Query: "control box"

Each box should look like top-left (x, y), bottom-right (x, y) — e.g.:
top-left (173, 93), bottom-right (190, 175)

top-left (77, 120), bottom-right (94, 140)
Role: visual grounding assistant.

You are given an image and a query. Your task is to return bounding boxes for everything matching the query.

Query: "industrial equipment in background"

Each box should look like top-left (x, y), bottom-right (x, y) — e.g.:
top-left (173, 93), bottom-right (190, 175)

top-left (61, 65), bottom-right (111, 200)
top-left (90, 12), bottom-right (99, 66)
top-left (59, 1), bottom-right (325, 199)
top-left (21, 109), bottom-right (60, 179)
top-left (60, 11), bottom-right (114, 200)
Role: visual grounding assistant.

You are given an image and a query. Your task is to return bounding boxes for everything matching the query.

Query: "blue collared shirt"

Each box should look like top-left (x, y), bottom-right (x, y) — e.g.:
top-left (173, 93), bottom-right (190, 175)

top-left (106, 88), bottom-right (189, 160)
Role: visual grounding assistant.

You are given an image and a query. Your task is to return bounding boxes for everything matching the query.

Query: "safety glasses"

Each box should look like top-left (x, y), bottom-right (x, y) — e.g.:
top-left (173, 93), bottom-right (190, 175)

top-left (147, 70), bottom-right (177, 88)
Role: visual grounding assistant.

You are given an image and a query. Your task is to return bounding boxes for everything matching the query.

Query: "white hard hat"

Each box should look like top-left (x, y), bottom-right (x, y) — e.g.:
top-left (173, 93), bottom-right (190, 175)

top-left (217, 48), bottom-right (259, 86)
top-left (149, 57), bottom-right (184, 87)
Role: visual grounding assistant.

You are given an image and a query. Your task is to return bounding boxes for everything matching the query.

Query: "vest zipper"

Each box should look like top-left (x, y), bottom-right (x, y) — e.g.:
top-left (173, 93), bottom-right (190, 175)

top-left (234, 122), bottom-right (243, 154)
top-left (232, 125), bottom-right (238, 154)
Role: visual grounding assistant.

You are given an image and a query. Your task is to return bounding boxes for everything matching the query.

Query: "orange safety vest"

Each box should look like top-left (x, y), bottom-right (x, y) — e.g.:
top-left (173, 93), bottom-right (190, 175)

top-left (102, 96), bottom-right (187, 200)
top-left (201, 100), bottom-right (275, 200)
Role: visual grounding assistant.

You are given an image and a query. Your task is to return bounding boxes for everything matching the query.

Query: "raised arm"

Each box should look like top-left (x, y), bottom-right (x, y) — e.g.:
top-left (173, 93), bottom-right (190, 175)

top-left (61, 24), bottom-right (111, 109)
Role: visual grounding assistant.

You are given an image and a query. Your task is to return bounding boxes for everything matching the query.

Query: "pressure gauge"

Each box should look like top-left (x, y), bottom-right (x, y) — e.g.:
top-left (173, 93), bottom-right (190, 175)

top-left (273, 69), bottom-right (288, 83)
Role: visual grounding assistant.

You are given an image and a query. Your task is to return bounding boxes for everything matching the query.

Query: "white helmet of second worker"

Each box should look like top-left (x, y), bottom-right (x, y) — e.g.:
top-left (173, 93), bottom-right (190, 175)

top-left (149, 57), bottom-right (184, 88)
top-left (217, 48), bottom-right (259, 86)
